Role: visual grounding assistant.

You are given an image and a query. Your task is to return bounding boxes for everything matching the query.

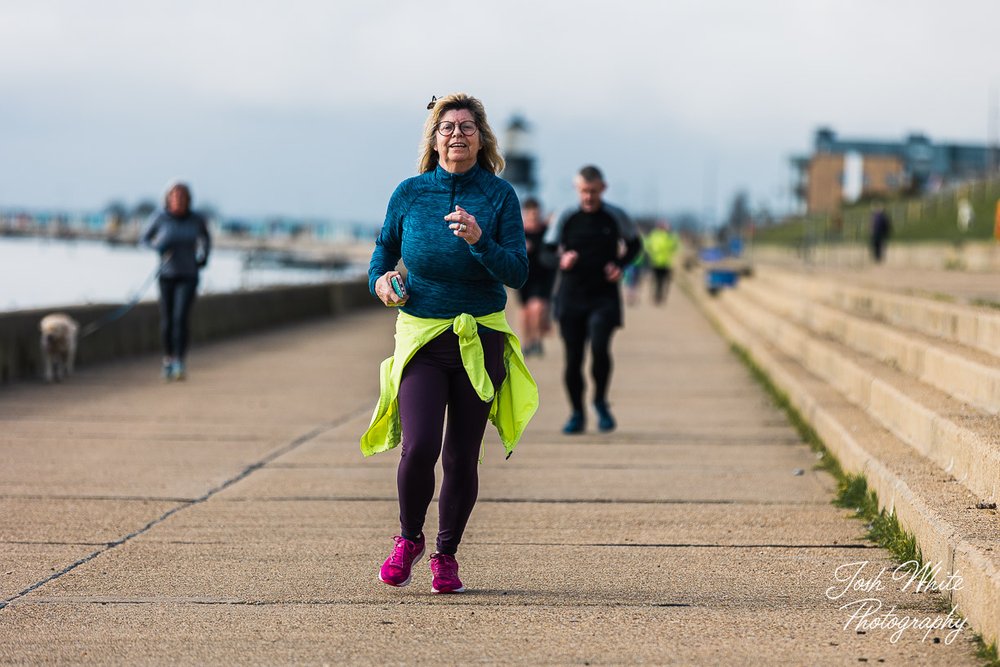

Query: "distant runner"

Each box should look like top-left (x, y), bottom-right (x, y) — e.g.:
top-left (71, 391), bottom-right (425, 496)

top-left (544, 165), bottom-right (642, 434)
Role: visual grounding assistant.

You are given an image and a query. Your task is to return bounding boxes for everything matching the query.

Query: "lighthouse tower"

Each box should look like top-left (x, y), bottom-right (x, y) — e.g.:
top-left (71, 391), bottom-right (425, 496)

top-left (501, 114), bottom-right (537, 203)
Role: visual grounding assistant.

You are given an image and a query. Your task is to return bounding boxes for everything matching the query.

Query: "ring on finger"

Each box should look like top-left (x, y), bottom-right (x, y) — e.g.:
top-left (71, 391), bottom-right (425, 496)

top-left (460, 223), bottom-right (467, 231)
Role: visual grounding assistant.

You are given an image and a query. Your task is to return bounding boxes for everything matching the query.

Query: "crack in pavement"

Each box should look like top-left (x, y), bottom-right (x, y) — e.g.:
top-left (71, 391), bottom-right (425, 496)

top-left (469, 541), bottom-right (875, 549)
top-left (2, 541), bottom-right (113, 547)
top-left (0, 405), bottom-right (369, 611)
top-left (215, 495), bottom-right (831, 506)
top-left (264, 461), bottom-right (814, 471)
top-left (0, 495), bottom-right (197, 503)
top-left (11, 597), bottom-right (695, 608)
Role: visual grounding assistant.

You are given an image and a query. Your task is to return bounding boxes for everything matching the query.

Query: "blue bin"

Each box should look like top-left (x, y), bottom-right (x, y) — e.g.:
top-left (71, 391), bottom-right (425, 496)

top-left (706, 268), bottom-right (739, 292)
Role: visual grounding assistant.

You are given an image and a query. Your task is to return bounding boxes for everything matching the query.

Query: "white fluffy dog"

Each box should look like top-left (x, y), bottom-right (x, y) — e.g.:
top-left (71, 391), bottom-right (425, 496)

top-left (39, 313), bottom-right (79, 382)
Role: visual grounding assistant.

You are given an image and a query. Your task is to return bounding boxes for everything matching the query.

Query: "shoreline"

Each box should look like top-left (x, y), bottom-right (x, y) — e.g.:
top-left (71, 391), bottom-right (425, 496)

top-left (0, 235), bottom-right (375, 314)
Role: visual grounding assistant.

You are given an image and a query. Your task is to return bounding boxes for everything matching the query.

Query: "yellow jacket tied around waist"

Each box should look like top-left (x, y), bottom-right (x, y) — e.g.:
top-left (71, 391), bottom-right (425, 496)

top-left (360, 311), bottom-right (538, 459)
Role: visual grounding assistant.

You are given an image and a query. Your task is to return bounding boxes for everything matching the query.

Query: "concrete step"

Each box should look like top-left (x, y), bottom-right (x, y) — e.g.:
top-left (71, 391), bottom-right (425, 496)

top-left (753, 264), bottom-right (1000, 361)
top-left (680, 268), bottom-right (1000, 647)
top-left (735, 273), bottom-right (1000, 415)
top-left (712, 279), bottom-right (1000, 504)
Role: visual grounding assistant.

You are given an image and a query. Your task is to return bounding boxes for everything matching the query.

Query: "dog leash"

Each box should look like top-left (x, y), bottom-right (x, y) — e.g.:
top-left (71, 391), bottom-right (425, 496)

top-left (79, 251), bottom-right (172, 339)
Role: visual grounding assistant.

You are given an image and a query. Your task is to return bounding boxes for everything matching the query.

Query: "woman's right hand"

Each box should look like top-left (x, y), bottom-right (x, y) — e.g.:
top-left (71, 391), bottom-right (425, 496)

top-left (375, 271), bottom-right (408, 307)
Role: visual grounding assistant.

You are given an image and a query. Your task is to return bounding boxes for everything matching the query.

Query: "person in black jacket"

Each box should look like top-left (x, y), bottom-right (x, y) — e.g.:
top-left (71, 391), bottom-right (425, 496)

top-left (142, 181), bottom-right (211, 381)
top-left (870, 203), bottom-right (892, 263)
top-left (543, 166), bottom-right (642, 434)
top-left (517, 198), bottom-right (555, 356)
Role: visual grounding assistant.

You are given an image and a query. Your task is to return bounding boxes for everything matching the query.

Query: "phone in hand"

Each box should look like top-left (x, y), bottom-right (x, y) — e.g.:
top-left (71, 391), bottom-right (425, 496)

top-left (387, 274), bottom-right (407, 306)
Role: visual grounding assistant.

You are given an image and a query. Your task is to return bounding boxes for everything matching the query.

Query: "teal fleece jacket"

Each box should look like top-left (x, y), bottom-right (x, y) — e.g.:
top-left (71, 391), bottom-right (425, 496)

top-left (368, 164), bottom-right (528, 318)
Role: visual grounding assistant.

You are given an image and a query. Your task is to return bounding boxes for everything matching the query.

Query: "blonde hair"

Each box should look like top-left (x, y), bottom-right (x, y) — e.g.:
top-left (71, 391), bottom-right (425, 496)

top-left (417, 93), bottom-right (505, 175)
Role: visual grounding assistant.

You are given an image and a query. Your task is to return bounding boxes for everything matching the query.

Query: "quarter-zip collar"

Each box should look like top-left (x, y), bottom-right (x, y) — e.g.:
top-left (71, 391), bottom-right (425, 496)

top-left (434, 163), bottom-right (481, 190)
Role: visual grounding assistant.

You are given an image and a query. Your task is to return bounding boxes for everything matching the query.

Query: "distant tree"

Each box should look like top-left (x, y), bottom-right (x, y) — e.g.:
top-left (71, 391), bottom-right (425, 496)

top-left (104, 200), bottom-right (128, 222)
top-left (221, 219), bottom-right (250, 237)
top-left (104, 200), bottom-right (128, 237)
top-left (726, 191), bottom-right (751, 230)
top-left (754, 204), bottom-right (773, 227)
top-left (132, 199), bottom-right (157, 221)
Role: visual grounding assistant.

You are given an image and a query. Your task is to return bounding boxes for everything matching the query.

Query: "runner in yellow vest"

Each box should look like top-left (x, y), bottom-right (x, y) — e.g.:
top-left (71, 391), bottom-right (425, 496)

top-left (644, 221), bottom-right (681, 305)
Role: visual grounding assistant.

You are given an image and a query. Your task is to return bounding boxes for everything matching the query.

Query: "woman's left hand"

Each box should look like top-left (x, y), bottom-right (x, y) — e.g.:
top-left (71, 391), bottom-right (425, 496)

top-left (445, 205), bottom-right (482, 244)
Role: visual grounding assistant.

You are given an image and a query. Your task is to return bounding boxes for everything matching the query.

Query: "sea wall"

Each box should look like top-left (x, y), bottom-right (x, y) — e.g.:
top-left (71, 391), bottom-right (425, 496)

top-left (0, 280), bottom-right (377, 384)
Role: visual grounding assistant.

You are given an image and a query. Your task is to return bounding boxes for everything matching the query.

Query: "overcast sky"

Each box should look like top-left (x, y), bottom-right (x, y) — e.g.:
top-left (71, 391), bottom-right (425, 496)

top-left (2, 0), bottom-right (999, 227)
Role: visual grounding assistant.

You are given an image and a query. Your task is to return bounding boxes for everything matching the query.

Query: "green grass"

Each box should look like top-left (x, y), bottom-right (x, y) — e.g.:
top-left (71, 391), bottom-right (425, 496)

top-left (976, 640), bottom-right (1000, 667)
top-left (756, 175), bottom-right (1000, 247)
top-left (832, 473), bottom-right (922, 565)
top-left (971, 298), bottom-right (1000, 311)
top-left (730, 344), bottom-right (841, 470)
top-left (911, 290), bottom-right (957, 303)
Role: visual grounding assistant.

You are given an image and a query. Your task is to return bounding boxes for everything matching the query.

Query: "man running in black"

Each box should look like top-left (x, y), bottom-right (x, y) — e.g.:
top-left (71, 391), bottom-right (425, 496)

top-left (544, 166), bottom-right (642, 434)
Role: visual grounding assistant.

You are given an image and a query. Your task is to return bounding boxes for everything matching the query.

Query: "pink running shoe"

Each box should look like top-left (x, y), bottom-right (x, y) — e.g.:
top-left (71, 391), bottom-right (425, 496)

top-left (429, 552), bottom-right (465, 594)
top-left (379, 535), bottom-right (425, 587)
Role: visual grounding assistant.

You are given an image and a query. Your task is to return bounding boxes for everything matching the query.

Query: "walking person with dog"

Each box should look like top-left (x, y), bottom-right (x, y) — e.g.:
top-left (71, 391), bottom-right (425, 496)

top-left (142, 181), bottom-right (211, 381)
top-left (361, 93), bottom-right (538, 594)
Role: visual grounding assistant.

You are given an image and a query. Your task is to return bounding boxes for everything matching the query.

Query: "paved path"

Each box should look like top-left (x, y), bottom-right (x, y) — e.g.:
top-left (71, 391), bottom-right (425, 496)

top-left (0, 287), bottom-right (980, 665)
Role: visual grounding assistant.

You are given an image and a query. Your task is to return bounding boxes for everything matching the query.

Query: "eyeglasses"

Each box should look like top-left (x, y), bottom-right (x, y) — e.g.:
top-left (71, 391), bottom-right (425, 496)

top-left (436, 121), bottom-right (478, 137)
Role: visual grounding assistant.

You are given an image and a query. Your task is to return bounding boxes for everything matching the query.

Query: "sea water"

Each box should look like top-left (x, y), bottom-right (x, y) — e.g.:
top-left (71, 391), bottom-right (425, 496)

top-left (0, 236), bottom-right (367, 313)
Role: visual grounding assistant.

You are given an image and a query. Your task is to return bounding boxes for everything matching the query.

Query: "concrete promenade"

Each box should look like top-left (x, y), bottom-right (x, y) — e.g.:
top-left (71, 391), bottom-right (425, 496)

top-left (0, 287), bottom-right (981, 665)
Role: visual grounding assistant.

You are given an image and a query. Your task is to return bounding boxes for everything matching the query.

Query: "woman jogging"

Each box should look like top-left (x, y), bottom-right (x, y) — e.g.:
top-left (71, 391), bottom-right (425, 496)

top-left (361, 93), bottom-right (538, 594)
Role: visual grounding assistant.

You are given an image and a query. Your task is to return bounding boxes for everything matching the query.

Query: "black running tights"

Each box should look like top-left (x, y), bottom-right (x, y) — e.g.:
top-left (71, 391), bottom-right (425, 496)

top-left (396, 329), bottom-right (505, 555)
top-left (559, 308), bottom-right (617, 413)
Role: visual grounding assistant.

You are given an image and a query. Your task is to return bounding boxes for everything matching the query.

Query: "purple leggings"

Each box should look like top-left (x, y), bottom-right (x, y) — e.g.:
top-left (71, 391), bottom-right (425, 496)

top-left (396, 328), bottom-right (506, 555)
